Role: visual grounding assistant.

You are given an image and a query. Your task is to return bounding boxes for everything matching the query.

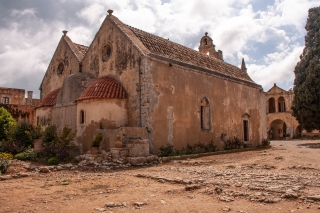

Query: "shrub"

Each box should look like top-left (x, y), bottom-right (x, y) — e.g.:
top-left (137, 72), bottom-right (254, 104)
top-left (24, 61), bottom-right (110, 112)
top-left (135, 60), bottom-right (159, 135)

top-left (48, 157), bottom-right (59, 165)
top-left (42, 125), bottom-right (57, 144)
top-left (14, 153), bottom-right (26, 160)
top-left (13, 120), bottom-right (34, 148)
top-left (42, 126), bottom-right (76, 161)
top-left (159, 143), bottom-right (174, 157)
top-left (0, 107), bottom-right (16, 142)
top-left (224, 137), bottom-right (243, 150)
top-left (32, 125), bottom-right (44, 139)
top-left (0, 139), bottom-right (26, 154)
top-left (261, 138), bottom-right (271, 147)
top-left (159, 141), bottom-right (217, 157)
top-left (92, 133), bottom-right (103, 147)
top-left (0, 152), bottom-right (13, 174)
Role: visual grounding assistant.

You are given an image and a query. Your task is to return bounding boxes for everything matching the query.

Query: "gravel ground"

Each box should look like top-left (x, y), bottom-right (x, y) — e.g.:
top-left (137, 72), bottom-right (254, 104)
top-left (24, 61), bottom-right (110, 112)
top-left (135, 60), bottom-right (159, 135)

top-left (1, 139), bottom-right (320, 213)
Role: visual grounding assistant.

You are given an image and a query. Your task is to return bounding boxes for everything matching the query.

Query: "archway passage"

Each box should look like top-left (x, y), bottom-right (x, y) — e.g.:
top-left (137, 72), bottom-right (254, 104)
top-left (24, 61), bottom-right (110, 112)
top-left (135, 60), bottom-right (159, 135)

top-left (270, 119), bottom-right (287, 140)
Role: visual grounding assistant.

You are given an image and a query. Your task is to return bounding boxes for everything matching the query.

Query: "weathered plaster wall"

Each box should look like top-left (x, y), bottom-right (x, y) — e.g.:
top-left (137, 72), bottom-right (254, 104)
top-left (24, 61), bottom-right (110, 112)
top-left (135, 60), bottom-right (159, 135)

top-left (35, 107), bottom-right (53, 125)
top-left (81, 17), bottom-right (142, 127)
top-left (0, 88), bottom-right (25, 105)
top-left (0, 104), bottom-right (37, 125)
top-left (40, 37), bottom-right (81, 100)
top-left (76, 99), bottom-right (128, 152)
top-left (52, 104), bottom-right (77, 131)
top-left (140, 58), bottom-right (265, 154)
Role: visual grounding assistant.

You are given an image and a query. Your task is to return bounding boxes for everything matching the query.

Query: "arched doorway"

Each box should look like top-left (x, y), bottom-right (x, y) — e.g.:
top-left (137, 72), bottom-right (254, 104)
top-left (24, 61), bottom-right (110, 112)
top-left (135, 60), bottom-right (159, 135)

top-left (269, 119), bottom-right (287, 140)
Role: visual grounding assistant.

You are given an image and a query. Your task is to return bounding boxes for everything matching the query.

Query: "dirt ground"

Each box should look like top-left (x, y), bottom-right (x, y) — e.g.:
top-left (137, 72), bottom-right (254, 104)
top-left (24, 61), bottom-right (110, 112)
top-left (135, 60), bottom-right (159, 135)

top-left (1, 140), bottom-right (320, 213)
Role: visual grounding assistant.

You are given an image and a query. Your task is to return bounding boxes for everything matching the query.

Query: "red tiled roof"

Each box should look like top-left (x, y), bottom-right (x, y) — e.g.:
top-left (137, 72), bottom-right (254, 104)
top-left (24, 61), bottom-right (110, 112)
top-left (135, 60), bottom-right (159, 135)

top-left (37, 88), bottom-right (60, 107)
top-left (77, 77), bottom-right (126, 101)
top-left (126, 25), bottom-right (256, 86)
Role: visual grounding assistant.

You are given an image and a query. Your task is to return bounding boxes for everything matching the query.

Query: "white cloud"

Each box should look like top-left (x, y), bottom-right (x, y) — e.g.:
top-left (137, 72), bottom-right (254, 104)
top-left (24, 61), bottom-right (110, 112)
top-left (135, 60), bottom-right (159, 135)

top-left (1, 0), bottom-right (319, 96)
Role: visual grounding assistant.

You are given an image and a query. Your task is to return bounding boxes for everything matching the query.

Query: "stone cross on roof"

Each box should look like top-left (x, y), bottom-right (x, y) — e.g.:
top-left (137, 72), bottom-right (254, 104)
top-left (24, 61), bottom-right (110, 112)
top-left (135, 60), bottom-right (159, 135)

top-left (205, 32), bottom-right (208, 36)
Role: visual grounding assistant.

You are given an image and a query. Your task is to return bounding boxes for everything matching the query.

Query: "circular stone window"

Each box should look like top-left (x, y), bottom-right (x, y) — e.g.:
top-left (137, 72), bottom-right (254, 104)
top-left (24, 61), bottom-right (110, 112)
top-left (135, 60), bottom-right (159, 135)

top-left (57, 62), bottom-right (64, 75)
top-left (101, 44), bottom-right (112, 62)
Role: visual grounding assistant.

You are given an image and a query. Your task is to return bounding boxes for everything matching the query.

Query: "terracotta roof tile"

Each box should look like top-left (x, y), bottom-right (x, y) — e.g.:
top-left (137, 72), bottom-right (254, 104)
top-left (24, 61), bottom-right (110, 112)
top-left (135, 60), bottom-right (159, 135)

top-left (127, 25), bottom-right (257, 86)
top-left (37, 88), bottom-right (60, 107)
top-left (77, 77), bottom-right (126, 101)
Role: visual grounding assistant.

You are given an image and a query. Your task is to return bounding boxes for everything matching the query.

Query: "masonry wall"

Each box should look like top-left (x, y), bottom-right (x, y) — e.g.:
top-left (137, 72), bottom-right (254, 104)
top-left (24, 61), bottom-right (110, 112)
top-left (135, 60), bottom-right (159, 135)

top-left (0, 104), bottom-right (37, 125)
top-left (35, 107), bottom-right (53, 125)
top-left (140, 57), bottom-right (266, 154)
top-left (81, 17), bottom-right (142, 127)
top-left (76, 99), bottom-right (128, 152)
top-left (40, 37), bottom-right (82, 100)
top-left (0, 88), bottom-right (25, 105)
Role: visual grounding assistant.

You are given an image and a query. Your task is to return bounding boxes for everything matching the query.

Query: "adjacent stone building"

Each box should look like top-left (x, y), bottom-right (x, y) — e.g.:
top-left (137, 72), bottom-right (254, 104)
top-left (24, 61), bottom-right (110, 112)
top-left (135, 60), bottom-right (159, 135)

top-left (0, 87), bottom-right (40, 125)
top-left (37, 10), bottom-right (266, 154)
top-left (266, 83), bottom-right (320, 139)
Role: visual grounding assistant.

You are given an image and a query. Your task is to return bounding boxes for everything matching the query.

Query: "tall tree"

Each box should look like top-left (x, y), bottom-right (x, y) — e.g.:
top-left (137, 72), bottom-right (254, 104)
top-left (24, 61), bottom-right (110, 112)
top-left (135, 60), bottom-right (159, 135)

top-left (292, 6), bottom-right (320, 131)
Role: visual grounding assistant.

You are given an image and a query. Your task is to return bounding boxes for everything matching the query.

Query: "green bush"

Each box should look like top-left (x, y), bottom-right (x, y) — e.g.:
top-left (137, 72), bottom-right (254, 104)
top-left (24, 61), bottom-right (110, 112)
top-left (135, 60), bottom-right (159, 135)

top-left (48, 157), bottom-right (59, 165)
top-left (159, 143), bottom-right (174, 157)
top-left (0, 107), bottom-right (16, 142)
top-left (159, 141), bottom-right (217, 157)
top-left (13, 120), bottom-right (34, 148)
top-left (92, 133), bottom-right (103, 147)
top-left (223, 137), bottom-right (244, 150)
top-left (42, 126), bottom-right (76, 161)
top-left (0, 152), bottom-right (13, 174)
top-left (14, 153), bottom-right (26, 160)
top-left (261, 138), bottom-right (271, 147)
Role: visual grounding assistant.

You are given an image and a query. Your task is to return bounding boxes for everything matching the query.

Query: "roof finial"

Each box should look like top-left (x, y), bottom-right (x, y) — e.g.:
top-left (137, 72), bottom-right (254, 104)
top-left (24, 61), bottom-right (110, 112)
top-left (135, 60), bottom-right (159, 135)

top-left (107, 9), bottom-right (113, 16)
top-left (205, 32), bottom-right (208, 36)
top-left (241, 58), bottom-right (247, 73)
top-left (62, 30), bottom-right (68, 36)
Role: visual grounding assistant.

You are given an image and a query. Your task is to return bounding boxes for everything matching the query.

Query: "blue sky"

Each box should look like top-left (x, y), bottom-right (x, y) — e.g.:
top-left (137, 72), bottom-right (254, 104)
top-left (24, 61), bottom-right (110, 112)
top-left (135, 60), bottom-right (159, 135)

top-left (0, 0), bottom-right (319, 97)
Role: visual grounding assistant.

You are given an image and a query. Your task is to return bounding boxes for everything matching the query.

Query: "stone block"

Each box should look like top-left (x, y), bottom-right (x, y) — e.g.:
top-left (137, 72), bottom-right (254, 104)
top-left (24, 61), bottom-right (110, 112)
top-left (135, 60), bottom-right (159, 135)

top-left (127, 139), bottom-right (149, 157)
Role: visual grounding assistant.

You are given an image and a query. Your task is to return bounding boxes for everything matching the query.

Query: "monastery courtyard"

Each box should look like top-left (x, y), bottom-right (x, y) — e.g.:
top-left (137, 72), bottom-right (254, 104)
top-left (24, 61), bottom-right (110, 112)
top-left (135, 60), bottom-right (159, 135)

top-left (1, 140), bottom-right (320, 213)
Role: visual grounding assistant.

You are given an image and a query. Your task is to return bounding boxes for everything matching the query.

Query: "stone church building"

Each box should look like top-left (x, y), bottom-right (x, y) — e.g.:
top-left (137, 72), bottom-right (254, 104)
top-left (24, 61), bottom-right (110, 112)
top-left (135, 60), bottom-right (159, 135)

top-left (36, 10), bottom-right (266, 154)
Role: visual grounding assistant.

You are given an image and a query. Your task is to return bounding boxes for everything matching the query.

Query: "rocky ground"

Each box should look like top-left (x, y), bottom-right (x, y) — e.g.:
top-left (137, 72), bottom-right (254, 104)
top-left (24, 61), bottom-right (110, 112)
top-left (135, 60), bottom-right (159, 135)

top-left (1, 140), bottom-right (320, 213)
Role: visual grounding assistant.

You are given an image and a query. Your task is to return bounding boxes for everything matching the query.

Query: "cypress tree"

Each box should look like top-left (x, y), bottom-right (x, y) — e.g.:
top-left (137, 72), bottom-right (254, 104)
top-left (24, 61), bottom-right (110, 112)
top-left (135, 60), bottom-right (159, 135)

top-left (292, 6), bottom-right (320, 131)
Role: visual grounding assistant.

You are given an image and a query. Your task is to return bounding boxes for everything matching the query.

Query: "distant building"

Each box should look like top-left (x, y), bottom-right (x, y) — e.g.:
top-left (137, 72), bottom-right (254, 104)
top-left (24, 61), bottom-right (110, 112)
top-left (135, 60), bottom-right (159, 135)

top-left (0, 87), bottom-right (40, 125)
top-left (265, 83), bottom-right (319, 139)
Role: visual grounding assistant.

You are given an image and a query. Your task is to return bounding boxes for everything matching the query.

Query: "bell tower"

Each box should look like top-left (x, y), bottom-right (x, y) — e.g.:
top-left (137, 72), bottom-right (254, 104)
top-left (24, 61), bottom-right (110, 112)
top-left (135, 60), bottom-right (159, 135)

top-left (198, 32), bottom-right (223, 61)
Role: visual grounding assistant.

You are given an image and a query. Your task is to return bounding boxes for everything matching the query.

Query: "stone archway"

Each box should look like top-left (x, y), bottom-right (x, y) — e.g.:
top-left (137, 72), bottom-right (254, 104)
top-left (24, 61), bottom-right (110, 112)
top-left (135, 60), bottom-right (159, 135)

top-left (270, 119), bottom-right (287, 140)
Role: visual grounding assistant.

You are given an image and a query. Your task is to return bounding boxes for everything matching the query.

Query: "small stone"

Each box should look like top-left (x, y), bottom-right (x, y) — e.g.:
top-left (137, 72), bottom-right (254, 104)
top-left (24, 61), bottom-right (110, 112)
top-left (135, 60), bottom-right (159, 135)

top-left (222, 206), bottom-right (231, 212)
top-left (160, 200), bottom-right (166, 204)
top-left (106, 202), bottom-right (116, 207)
top-left (134, 202), bottom-right (146, 207)
top-left (94, 207), bottom-right (106, 212)
top-left (39, 167), bottom-right (50, 173)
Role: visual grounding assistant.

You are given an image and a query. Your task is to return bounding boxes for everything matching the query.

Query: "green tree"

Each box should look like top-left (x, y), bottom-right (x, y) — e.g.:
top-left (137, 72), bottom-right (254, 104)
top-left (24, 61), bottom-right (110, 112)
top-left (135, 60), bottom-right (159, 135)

top-left (0, 107), bottom-right (16, 141)
top-left (292, 6), bottom-right (320, 131)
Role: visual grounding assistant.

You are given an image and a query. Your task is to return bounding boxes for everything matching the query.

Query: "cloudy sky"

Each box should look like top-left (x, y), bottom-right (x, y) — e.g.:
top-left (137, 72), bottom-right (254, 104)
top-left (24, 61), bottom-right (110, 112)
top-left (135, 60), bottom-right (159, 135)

top-left (0, 0), bottom-right (319, 98)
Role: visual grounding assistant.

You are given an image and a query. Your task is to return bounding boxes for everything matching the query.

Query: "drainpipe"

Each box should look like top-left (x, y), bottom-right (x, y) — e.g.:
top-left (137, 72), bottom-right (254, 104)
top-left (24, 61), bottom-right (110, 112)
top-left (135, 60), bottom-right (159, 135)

top-left (138, 57), bottom-right (142, 127)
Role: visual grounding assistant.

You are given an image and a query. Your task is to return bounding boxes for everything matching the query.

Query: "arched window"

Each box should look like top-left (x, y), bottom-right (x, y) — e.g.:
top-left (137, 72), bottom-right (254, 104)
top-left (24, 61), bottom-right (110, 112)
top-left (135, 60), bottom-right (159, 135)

top-left (57, 62), bottom-right (64, 75)
top-left (268, 97), bottom-right (275, 113)
top-left (101, 44), bottom-right (112, 62)
top-left (204, 38), bottom-right (208, 45)
top-left (278, 97), bottom-right (286, 112)
top-left (80, 110), bottom-right (85, 124)
top-left (200, 97), bottom-right (210, 130)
